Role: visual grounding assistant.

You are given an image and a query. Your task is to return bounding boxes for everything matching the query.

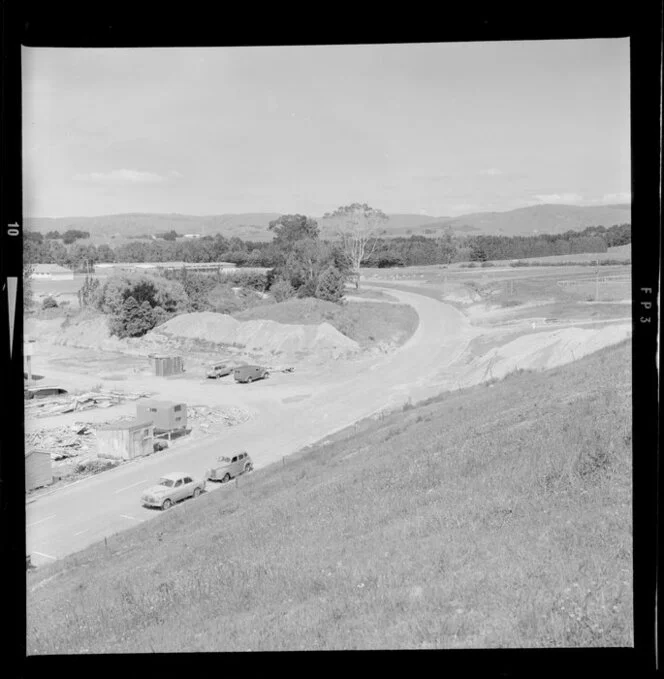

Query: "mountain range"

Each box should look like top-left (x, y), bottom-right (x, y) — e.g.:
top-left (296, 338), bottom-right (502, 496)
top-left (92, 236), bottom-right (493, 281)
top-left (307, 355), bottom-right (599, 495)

top-left (25, 203), bottom-right (631, 243)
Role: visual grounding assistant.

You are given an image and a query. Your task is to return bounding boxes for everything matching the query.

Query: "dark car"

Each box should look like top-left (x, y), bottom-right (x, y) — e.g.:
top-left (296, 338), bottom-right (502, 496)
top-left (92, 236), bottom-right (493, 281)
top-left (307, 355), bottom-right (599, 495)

top-left (205, 451), bottom-right (253, 482)
top-left (24, 386), bottom-right (68, 400)
top-left (233, 365), bottom-right (269, 383)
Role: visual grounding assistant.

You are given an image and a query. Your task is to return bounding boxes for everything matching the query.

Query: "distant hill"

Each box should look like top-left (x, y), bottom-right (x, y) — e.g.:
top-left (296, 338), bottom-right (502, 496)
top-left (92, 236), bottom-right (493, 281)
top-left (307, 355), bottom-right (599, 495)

top-left (24, 213), bottom-right (282, 243)
top-left (437, 203), bottom-right (632, 237)
top-left (25, 203), bottom-right (631, 243)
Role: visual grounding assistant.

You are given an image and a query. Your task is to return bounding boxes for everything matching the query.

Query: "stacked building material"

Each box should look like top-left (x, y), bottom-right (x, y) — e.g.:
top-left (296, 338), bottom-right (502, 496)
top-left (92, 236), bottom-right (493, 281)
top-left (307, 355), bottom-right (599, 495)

top-left (25, 389), bottom-right (154, 417)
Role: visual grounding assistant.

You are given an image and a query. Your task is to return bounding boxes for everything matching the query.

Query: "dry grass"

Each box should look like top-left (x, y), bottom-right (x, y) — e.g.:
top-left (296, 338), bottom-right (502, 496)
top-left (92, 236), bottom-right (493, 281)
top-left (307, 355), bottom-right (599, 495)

top-left (26, 339), bottom-right (632, 653)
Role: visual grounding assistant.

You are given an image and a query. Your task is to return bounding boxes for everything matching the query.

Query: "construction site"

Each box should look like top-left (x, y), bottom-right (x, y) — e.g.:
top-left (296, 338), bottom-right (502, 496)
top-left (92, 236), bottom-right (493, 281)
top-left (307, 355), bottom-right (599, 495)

top-left (24, 262), bottom-right (630, 502)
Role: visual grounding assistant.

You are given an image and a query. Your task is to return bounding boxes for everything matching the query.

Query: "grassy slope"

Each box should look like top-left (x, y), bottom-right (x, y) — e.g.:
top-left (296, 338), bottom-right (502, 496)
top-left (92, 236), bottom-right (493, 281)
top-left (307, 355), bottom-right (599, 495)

top-left (233, 297), bottom-right (419, 348)
top-left (27, 340), bottom-right (632, 652)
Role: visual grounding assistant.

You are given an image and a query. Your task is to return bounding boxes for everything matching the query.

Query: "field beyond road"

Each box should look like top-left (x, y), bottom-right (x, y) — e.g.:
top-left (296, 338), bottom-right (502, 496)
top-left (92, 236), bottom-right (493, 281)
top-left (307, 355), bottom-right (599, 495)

top-left (26, 340), bottom-right (632, 652)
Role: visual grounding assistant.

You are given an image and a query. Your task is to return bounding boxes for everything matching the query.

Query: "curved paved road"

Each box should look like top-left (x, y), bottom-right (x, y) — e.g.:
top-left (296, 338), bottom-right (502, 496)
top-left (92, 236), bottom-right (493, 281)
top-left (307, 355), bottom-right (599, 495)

top-left (26, 288), bottom-right (473, 567)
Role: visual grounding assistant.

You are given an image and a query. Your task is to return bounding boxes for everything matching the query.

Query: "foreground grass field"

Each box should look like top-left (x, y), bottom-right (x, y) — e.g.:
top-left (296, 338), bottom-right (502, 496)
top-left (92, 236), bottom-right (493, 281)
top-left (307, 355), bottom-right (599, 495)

top-left (26, 340), bottom-right (632, 652)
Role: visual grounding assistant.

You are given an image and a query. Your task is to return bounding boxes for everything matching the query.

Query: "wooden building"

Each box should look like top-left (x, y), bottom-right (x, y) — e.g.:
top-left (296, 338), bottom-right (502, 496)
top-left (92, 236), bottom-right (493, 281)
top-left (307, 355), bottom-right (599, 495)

top-left (148, 354), bottom-right (184, 377)
top-left (96, 419), bottom-right (154, 460)
top-left (25, 450), bottom-right (53, 491)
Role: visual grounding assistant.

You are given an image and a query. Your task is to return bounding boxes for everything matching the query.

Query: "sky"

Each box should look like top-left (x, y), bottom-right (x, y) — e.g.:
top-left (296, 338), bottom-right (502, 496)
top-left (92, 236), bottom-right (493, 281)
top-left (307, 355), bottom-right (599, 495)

top-left (22, 39), bottom-right (631, 219)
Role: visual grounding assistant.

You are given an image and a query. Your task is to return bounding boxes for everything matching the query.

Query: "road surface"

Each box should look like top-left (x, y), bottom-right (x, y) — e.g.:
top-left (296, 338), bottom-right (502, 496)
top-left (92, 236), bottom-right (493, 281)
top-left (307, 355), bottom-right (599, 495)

top-left (26, 287), bottom-right (474, 566)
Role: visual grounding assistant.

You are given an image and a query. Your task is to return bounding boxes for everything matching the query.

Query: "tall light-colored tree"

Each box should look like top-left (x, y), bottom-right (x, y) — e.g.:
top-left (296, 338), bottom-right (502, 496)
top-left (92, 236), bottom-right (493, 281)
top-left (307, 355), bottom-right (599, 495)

top-left (323, 203), bottom-right (388, 289)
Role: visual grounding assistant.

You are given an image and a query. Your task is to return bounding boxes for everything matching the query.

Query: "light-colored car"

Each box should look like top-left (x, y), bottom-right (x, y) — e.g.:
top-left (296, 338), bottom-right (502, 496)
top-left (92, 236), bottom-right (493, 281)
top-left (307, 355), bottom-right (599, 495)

top-left (141, 472), bottom-right (206, 510)
top-left (206, 362), bottom-right (233, 379)
top-left (207, 359), bottom-right (248, 379)
top-left (205, 451), bottom-right (253, 483)
top-left (233, 365), bottom-right (269, 383)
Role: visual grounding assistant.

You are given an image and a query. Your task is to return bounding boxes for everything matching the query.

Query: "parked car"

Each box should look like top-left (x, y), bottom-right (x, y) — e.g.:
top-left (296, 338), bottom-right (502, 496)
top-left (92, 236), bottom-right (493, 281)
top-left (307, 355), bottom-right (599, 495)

top-left (207, 359), bottom-right (247, 379)
top-left (141, 472), bottom-right (206, 510)
top-left (207, 362), bottom-right (233, 379)
top-left (205, 451), bottom-right (253, 483)
top-left (233, 365), bottom-right (269, 383)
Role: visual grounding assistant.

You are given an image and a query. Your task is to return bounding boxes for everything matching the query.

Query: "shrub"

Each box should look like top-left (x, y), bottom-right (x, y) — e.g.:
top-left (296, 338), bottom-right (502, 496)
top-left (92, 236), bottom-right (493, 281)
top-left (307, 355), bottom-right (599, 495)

top-left (270, 277), bottom-right (296, 303)
top-left (41, 296), bottom-right (58, 309)
top-left (220, 270), bottom-right (269, 291)
top-left (110, 296), bottom-right (159, 338)
top-left (315, 266), bottom-right (346, 302)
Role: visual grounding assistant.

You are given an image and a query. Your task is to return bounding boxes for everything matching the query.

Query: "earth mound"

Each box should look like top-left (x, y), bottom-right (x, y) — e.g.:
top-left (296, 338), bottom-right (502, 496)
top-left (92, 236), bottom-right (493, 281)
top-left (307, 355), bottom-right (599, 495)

top-left (154, 312), bottom-right (360, 358)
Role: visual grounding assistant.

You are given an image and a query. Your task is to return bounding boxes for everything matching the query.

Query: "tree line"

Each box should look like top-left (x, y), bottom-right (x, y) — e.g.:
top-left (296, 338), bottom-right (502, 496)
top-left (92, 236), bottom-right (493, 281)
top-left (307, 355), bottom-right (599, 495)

top-left (25, 220), bottom-right (630, 272)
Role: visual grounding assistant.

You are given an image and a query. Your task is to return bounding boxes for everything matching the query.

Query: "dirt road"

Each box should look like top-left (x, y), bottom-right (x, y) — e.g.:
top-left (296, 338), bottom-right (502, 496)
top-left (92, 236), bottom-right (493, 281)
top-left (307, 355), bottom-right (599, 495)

top-left (26, 288), bottom-right (475, 566)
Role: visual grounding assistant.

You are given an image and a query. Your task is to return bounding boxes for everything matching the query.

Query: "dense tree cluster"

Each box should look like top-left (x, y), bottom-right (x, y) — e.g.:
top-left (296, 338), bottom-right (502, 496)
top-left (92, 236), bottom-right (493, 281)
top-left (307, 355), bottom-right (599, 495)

top-left (94, 272), bottom-right (188, 338)
top-left (41, 229), bottom-right (91, 244)
top-left (266, 214), bottom-right (348, 299)
top-left (26, 221), bottom-right (630, 272)
top-left (23, 218), bottom-right (630, 317)
top-left (464, 233), bottom-right (609, 262)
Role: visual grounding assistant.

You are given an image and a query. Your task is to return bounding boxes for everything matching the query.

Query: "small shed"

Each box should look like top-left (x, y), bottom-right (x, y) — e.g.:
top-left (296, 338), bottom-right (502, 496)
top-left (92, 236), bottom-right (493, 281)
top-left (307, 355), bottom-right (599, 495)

top-left (25, 450), bottom-right (53, 491)
top-left (148, 354), bottom-right (184, 377)
top-left (136, 399), bottom-right (187, 432)
top-left (96, 419), bottom-right (154, 460)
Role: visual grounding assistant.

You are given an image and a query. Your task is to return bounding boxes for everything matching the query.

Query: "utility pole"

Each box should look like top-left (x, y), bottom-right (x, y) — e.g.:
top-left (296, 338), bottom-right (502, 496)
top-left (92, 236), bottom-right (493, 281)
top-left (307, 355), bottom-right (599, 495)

top-left (595, 260), bottom-right (600, 302)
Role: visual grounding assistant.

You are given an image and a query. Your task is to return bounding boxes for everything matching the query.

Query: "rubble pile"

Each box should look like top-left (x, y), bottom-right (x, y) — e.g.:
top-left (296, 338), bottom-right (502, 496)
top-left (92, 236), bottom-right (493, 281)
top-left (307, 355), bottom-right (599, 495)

top-left (268, 366), bottom-right (295, 373)
top-left (25, 389), bottom-right (154, 418)
top-left (26, 422), bottom-right (96, 461)
top-left (187, 406), bottom-right (251, 430)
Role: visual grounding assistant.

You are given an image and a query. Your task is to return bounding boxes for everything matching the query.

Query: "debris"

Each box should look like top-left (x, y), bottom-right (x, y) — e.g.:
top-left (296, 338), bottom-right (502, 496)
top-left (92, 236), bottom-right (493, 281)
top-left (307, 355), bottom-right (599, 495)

top-left (25, 389), bottom-right (154, 418)
top-left (26, 421), bottom-right (99, 461)
top-left (187, 405), bottom-right (251, 429)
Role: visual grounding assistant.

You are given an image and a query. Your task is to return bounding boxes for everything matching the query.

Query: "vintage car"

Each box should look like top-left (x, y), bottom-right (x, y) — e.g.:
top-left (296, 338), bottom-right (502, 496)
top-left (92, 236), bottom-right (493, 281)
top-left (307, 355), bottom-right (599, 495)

top-left (141, 472), bottom-right (206, 510)
top-left (233, 365), bottom-right (269, 383)
top-left (205, 451), bottom-right (253, 483)
top-left (206, 359), bottom-right (247, 379)
top-left (206, 362), bottom-right (233, 379)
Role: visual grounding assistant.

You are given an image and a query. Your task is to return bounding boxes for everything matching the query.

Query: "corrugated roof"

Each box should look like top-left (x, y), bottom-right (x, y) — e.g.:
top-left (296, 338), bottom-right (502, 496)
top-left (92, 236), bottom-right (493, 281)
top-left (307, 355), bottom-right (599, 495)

top-left (97, 419), bottom-right (154, 431)
top-left (25, 449), bottom-right (52, 458)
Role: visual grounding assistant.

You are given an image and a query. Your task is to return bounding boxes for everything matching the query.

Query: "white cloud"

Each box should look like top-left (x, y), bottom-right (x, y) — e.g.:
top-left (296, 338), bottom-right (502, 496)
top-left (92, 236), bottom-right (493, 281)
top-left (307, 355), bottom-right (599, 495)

top-left (73, 169), bottom-right (170, 184)
top-left (533, 193), bottom-right (583, 204)
top-left (480, 168), bottom-right (502, 176)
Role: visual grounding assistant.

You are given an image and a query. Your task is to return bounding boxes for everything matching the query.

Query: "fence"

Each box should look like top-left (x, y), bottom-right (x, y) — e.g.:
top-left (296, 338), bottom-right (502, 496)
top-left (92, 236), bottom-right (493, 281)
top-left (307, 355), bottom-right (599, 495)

top-left (557, 275), bottom-right (630, 288)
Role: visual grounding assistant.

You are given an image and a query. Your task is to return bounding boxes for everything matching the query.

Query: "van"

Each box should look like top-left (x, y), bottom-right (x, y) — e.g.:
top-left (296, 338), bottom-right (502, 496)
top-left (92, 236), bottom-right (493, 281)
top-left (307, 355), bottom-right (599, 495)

top-left (233, 365), bottom-right (269, 383)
